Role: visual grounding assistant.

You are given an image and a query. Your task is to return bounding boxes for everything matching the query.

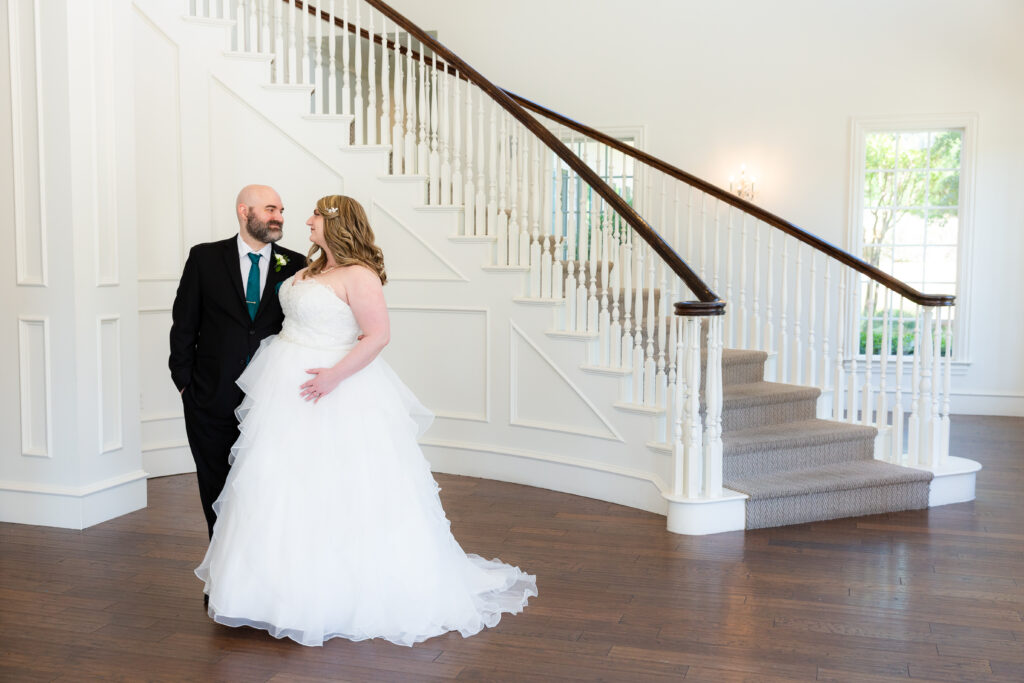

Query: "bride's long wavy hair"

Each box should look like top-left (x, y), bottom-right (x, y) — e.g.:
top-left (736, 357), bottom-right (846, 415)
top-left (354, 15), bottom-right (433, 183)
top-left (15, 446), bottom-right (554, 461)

top-left (306, 195), bottom-right (387, 284)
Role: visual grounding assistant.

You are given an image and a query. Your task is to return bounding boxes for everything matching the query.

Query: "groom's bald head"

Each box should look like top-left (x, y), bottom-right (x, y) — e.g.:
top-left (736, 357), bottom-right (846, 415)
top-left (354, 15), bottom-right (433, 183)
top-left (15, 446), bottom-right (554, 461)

top-left (236, 184), bottom-right (284, 244)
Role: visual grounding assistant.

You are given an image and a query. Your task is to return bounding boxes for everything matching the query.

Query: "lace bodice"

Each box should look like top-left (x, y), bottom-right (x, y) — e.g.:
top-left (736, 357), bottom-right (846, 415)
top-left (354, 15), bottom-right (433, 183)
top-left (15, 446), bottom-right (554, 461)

top-left (278, 276), bottom-right (362, 349)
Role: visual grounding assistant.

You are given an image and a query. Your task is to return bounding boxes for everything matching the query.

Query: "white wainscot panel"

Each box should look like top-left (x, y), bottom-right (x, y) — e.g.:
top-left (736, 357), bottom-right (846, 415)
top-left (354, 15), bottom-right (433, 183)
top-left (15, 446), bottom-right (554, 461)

top-left (9, 0), bottom-right (48, 286)
top-left (138, 310), bottom-right (182, 425)
top-left (370, 202), bottom-right (467, 282)
top-left (208, 78), bottom-right (343, 255)
top-left (133, 9), bottom-right (184, 280)
top-left (385, 307), bottom-right (488, 422)
top-left (17, 316), bottom-right (52, 457)
top-left (510, 322), bottom-right (621, 441)
top-left (98, 316), bottom-right (123, 453)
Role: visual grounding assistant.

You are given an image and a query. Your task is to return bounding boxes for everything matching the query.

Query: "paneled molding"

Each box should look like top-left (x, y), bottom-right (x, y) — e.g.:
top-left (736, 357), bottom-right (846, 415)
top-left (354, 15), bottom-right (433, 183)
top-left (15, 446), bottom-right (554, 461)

top-left (17, 316), bottom-right (53, 457)
top-left (509, 322), bottom-right (622, 441)
top-left (9, 0), bottom-right (49, 287)
top-left (92, 0), bottom-right (119, 286)
top-left (387, 305), bottom-right (489, 422)
top-left (97, 315), bottom-right (123, 453)
top-left (371, 201), bottom-right (468, 282)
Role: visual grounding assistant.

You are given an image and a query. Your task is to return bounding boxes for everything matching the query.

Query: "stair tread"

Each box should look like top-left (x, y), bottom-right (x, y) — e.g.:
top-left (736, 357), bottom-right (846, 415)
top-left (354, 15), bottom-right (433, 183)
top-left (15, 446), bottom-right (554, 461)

top-left (728, 460), bottom-right (933, 500)
top-left (722, 381), bottom-right (820, 408)
top-left (719, 349), bottom-right (769, 365)
top-left (723, 418), bottom-right (877, 455)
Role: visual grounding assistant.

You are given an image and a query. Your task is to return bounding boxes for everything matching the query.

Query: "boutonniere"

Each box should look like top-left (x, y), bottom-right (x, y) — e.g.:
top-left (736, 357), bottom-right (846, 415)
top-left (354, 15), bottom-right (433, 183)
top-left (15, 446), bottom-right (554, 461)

top-left (273, 253), bottom-right (289, 272)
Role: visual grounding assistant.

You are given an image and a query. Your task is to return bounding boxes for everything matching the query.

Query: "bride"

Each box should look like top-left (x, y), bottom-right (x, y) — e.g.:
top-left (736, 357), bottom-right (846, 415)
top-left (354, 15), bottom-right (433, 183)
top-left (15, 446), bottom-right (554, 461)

top-left (194, 194), bottom-right (537, 647)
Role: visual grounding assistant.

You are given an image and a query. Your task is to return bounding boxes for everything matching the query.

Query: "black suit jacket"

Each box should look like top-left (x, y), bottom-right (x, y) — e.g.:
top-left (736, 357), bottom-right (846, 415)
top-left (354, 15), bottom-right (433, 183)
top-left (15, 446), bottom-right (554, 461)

top-left (169, 236), bottom-right (306, 418)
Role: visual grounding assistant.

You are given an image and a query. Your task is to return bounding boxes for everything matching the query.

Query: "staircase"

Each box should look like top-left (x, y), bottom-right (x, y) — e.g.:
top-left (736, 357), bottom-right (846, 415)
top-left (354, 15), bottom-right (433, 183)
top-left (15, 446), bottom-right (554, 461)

top-left (138, 0), bottom-right (978, 535)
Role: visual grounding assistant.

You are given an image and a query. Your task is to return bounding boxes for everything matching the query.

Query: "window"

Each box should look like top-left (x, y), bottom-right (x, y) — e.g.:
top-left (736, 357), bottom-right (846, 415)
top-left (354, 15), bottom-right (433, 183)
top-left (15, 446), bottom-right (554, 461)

top-left (850, 116), bottom-right (976, 361)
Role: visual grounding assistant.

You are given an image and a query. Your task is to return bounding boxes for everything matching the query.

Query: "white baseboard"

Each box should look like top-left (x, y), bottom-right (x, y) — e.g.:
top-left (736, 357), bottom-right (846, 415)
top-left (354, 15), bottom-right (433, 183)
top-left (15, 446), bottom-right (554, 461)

top-left (920, 456), bottom-right (982, 507)
top-left (0, 470), bottom-right (148, 529)
top-left (143, 445), bottom-right (196, 478)
top-left (663, 489), bottom-right (748, 535)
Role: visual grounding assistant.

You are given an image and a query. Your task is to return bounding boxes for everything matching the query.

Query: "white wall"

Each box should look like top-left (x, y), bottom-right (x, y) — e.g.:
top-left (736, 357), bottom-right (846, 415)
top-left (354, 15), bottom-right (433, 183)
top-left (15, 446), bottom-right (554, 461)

top-left (1, 0), bottom-right (146, 528)
top-left (386, 0), bottom-right (1024, 415)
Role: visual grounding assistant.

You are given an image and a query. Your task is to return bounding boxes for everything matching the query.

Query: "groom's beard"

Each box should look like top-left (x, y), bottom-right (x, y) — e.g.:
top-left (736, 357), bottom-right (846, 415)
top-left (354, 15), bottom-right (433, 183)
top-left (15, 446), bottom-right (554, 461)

top-left (246, 209), bottom-right (283, 244)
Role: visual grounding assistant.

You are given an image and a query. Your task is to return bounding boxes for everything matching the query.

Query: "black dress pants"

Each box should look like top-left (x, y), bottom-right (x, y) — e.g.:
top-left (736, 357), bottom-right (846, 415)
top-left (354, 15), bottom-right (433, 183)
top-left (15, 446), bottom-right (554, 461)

top-left (182, 389), bottom-right (241, 539)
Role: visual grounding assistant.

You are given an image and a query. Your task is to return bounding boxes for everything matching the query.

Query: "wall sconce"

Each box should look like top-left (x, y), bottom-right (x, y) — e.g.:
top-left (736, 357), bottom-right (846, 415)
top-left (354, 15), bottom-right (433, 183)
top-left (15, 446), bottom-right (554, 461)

top-left (729, 164), bottom-right (757, 201)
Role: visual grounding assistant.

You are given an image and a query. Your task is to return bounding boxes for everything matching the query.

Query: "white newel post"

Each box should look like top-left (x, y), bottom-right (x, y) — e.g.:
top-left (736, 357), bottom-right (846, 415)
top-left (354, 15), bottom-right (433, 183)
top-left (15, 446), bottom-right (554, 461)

top-left (1, 0), bottom-right (146, 528)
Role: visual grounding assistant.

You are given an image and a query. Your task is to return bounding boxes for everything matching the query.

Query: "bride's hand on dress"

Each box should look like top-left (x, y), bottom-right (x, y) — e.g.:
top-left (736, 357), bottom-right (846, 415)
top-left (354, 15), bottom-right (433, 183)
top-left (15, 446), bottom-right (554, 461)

top-left (300, 367), bottom-right (342, 403)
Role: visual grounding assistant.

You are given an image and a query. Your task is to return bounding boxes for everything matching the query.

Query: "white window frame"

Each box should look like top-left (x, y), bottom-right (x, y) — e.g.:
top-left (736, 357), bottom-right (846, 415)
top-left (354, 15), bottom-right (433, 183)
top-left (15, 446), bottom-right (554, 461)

top-left (847, 113), bottom-right (977, 365)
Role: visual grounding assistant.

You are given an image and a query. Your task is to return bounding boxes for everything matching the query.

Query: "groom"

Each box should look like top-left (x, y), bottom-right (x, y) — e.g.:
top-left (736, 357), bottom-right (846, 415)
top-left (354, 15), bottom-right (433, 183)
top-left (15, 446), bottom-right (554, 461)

top-left (169, 185), bottom-right (305, 539)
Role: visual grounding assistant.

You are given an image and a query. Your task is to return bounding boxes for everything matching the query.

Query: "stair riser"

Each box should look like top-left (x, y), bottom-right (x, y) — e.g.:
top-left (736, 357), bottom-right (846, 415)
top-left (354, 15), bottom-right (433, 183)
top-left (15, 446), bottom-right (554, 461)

top-left (723, 437), bottom-right (875, 480)
top-left (744, 481), bottom-right (930, 530)
top-left (707, 361), bottom-right (765, 388)
top-left (720, 397), bottom-right (817, 432)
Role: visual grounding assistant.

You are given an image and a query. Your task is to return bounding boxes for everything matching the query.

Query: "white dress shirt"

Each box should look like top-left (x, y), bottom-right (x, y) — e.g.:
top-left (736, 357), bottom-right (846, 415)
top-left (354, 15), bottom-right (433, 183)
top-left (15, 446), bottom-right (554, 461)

top-left (237, 233), bottom-right (273, 298)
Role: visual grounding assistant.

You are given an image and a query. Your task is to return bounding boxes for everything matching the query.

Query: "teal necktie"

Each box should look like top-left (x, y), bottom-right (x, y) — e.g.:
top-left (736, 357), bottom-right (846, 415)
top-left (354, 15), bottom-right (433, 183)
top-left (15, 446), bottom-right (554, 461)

top-left (245, 252), bottom-right (261, 320)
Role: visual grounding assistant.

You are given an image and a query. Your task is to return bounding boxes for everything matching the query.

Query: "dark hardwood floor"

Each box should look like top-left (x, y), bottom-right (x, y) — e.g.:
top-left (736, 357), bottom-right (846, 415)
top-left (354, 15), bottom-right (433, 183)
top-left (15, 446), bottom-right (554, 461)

top-left (1, 415), bottom-right (1022, 682)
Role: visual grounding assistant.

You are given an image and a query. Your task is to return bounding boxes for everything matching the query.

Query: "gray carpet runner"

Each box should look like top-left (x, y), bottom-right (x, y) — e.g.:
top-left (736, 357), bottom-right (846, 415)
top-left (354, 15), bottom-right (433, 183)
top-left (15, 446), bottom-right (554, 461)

top-left (715, 349), bottom-right (932, 529)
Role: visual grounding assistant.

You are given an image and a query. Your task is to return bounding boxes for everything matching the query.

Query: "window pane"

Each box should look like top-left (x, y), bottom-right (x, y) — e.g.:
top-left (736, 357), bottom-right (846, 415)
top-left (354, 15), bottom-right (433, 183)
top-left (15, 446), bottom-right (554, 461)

top-left (929, 130), bottom-right (962, 169)
top-left (897, 132), bottom-right (929, 168)
top-left (866, 133), bottom-right (897, 169)
top-left (891, 210), bottom-right (926, 244)
top-left (923, 245), bottom-right (957, 282)
top-left (895, 171), bottom-right (927, 206)
top-left (928, 171), bottom-right (959, 206)
top-left (892, 245), bottom-right (925, 284)
top-left (865, 171), bottom-right (895, 206)
top-left (926, 209), bottom-right (958, 244)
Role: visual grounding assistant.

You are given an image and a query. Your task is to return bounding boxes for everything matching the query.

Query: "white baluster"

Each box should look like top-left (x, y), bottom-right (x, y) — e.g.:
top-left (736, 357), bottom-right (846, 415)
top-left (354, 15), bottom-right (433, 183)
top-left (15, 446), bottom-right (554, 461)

top-left (778, 239), bottom-right (789, 382)
top-left (632, 241), bottom-right (645, 402)
top-left (260, 0), bottom-right (270, 56)
top-left (725, 206), bottom-right (734, 347)
top-left (806, 250), bottom-right (816, 386)
top-left (712, 199), bottom-right (721, 294)
top-left (699, 193), bottom-right (708, 282)
top-left (940, 306), bottom-right (953, 464)
top-left (644, 238), bottom-right (657, 406)
top-left (752, 220), bottom-right (761, 352)
top-left (449, 70), bottom-right (461, 203)
top-left (506, 126), bottom-right (518, 259)
top-left (273, 0), bottom-right (284, 83)
top-left (764, 230), bottom-right (775, 362)
top-left (665, 281), bottom-right (678, 441)
top-left (610, 216), bottom-right (622, 368)
top-left (437, 60), bottom-right (450, 203)
top-left (671, 318), bottom-right (685, 488)
top-left (586, 148), bottom-right (599, 334)
top-left (366, 8), bottom-right (376, 144)
top-left (427, 56), bottom-right (439, 200)
top-left (832, 264), bottom-right (846, 421)
top-left (893, 297), bottom-right (906, 463)
top-left (907, 308), bottom-right (923, 461)
top-left (379, 16), bottom-right (390, 145)
top-left (495, 113), bottom-right (508, 261)
top-left (821, 257), bottom-right (832, 392)
top-left (299, 0), bottom-right (309, 85)
top-left (517, 127), bottom-right (530, 266)
top-left (877, 288), bottom-right (891, 459)
top-left (352, 1), bottom-right (363, 143)
top-left (739, 212), bottom-right (748, 349)
top-left (598, 209), bottom-right (610, 364)
top-left (463, 84), bottom-right (475, 230)
top-left (861, 283), bottom-right (875, 425)
top-left (486, 99), bottom-right (498, 235)
top-left (247, 0), bottom-right (258, 52)
top-left (474, 86), bottom-right (486, 235)
top-left (390, 25), bottom-right (404, 171)
top-left (541, 151), bottom-right (553, 298)
top-left (402, 31), bottom-right (415, 171)
top-left (620, 231), bottom-right (633, 370)
top-left (793, 242), bottom-right (804, 385)
top-left (287, 1), bottom-right (298, 84)
top-left (656, 260), bottom-right (668, 407)
top-left (928, 304), bottom-right (942, 464)
top-left (846, 274), bottom-right (860, 422)
top-left (234, 0), bottom-right (244, 51)
top-left (682, 316), bottom-right (703, 498)
top-left (416, 45), bottom-right (427, 173)
top-left (529, 139), bottom-right (541, 298)
top-left (703, 316), bottom-right (724, 498)
top-left (327, 0), bottom-right (337, 113)
top-left (313, 0), bottom-right (323, 113)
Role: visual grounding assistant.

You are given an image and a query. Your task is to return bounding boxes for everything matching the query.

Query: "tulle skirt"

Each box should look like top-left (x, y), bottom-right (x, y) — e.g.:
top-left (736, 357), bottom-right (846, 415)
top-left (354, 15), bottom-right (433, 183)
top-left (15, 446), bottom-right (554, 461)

top-left (194, 335), bottom-right (537, 647)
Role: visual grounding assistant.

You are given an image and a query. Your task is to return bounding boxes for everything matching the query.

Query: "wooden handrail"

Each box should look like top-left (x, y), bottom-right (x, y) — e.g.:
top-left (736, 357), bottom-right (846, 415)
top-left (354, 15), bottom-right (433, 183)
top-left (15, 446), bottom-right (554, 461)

top-left (507, 93), bottom-right (956, 308)
top-left (292, 0), bottom-right (722, 312)
top-left (293, 0), bottom-right (950, 307)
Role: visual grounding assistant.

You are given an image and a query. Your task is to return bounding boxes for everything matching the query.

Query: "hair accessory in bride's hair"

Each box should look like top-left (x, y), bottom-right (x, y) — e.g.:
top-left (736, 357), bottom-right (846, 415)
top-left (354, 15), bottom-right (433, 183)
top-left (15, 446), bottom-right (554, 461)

top-left (323, 206), bottom-right (339, 214)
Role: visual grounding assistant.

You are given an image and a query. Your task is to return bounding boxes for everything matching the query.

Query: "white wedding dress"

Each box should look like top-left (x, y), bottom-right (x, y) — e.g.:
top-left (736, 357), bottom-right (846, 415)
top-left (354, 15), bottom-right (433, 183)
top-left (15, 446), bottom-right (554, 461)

top-left (194, 275), bottom-right (537, 647)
